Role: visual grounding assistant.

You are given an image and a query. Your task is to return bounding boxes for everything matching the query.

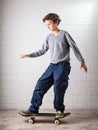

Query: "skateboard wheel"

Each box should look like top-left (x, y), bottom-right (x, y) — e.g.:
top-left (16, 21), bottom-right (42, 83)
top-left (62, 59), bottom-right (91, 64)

top-left (54, 119), bottom-right (60, 125)
top-left (28, 119), bottom-right (35, 124)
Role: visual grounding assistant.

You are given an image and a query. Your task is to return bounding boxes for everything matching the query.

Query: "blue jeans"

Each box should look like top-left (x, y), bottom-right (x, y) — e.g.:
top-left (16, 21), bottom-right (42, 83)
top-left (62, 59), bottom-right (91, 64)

top-left (29, 62), bottom-right (71, 112)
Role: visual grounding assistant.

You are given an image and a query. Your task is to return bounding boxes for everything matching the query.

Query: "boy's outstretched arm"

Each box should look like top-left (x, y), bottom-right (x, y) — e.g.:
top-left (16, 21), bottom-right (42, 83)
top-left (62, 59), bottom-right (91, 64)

top-left (20, 37), bottom-right (49, 59)
top-left (20, 54), bottom-right (30, 58)
top-left (66, 32), bottom-right (88, 73)
top-left (80, 63), bottom-right (88, 72)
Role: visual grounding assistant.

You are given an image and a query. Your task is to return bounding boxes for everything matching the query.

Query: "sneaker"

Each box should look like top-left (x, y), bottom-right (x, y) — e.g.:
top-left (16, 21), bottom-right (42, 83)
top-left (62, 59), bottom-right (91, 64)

top-left (56, 110), bottom-right (64, 118)
top-left (19, 110), bottom-right (38, 117)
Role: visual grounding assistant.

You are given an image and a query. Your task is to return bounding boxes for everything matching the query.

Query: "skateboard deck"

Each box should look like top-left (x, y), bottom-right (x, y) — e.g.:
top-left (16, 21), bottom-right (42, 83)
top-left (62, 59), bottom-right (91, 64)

top-left (20, 112), bottom-right (71, 125)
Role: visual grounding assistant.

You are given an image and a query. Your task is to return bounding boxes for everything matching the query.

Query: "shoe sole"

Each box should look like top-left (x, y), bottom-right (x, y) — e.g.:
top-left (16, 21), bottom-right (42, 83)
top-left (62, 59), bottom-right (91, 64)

top-left (19, 111), bottom-right (38, 117)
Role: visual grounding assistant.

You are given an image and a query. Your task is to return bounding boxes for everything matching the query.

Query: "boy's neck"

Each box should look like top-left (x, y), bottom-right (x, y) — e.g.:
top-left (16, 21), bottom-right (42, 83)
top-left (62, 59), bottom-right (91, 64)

top-left (52, 28), bottom-right (61, 36)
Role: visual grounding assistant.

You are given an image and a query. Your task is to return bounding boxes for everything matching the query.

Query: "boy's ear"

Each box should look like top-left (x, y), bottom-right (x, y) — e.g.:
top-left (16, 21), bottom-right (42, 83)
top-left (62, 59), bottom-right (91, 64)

top-left (55, 21), bottom-right (59, 25)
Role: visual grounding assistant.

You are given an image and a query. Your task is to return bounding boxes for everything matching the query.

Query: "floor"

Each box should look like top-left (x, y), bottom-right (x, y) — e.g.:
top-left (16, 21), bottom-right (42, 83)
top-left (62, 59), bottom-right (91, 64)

top-left (0, 109), bottom-right (98, 130)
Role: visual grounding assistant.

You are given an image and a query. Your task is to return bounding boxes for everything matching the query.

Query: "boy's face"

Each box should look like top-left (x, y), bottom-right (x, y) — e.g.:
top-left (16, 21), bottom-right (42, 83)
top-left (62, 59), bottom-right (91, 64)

top-left (44, 20), bottom-right (58, 31)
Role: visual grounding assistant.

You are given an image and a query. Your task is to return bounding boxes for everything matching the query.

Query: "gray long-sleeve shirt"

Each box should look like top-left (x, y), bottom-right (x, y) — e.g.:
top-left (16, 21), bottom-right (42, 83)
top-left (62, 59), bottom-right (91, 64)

top-left (29, 30), bottom-right (85, 64)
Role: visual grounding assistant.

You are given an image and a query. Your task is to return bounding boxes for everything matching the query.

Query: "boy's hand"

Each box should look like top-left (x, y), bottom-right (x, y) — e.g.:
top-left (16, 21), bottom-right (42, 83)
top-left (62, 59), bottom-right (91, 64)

top-left (80, 63), bottom-right (88, 72)
top-left (20, 54), bottom-right (30, 58)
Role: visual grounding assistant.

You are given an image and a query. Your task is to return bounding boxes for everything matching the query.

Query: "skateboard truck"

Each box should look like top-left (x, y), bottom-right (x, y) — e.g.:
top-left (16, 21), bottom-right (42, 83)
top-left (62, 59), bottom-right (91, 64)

top-left (28, 117), bottom-right (61, 125)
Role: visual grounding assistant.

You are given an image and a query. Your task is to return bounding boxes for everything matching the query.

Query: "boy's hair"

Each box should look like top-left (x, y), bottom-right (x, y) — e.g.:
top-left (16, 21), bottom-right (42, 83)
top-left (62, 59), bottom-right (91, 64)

top-left (43, 13), bottom-right (61, 24)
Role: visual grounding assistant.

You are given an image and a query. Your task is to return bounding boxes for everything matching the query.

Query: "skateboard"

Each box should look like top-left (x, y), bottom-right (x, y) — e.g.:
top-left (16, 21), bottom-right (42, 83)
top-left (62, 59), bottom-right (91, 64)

top-left (20, 112), bottom-right (71, 125)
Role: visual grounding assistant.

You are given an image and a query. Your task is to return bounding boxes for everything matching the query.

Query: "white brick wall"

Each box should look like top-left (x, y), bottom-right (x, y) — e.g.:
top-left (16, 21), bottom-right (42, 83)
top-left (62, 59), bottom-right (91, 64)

top-left (0, 0), bottom-right (98, 110)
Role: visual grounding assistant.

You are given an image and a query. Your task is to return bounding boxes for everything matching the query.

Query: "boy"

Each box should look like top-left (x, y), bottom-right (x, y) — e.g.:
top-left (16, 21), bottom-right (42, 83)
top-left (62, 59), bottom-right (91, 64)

top-left (19, 13), bottom-right (87, 117)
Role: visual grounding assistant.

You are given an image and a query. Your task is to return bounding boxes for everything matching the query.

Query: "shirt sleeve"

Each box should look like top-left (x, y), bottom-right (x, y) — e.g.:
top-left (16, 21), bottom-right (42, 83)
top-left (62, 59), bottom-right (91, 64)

top-left (29, 36), bottom-right (49, 58)
top-left (65, 32), bottom-right (85, 64)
